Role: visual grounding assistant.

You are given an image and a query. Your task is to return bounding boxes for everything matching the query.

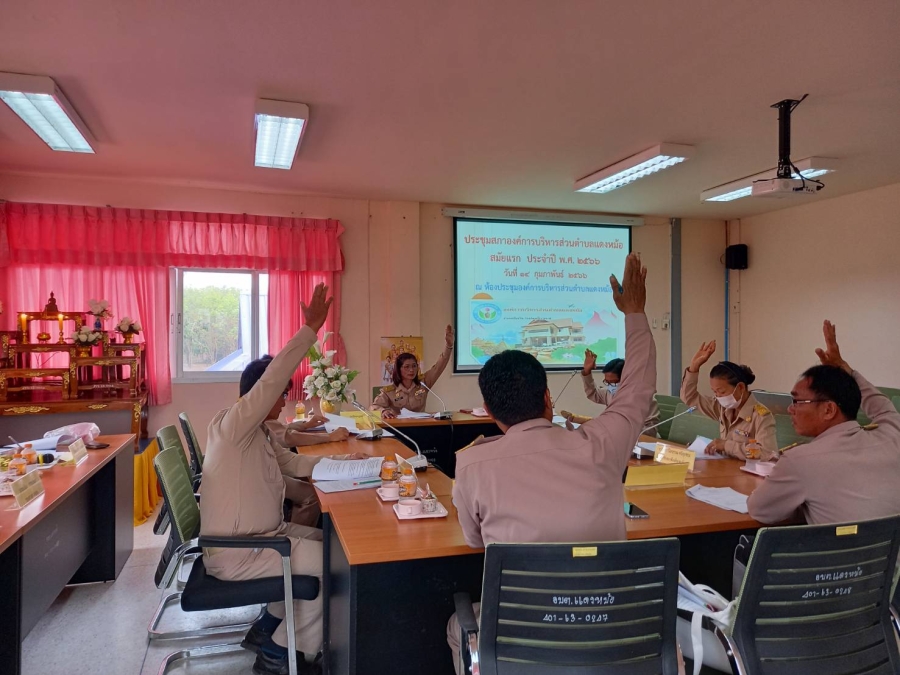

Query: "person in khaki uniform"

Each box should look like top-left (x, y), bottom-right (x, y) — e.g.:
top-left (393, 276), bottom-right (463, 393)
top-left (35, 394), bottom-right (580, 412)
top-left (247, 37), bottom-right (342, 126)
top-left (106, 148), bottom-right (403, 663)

top-left (371, 324), bottom-right (454, 418)
top-left (681, 340), bottom-right (777, 460)
top-left (748, 321), bottom-right (900, 525)
top-left (262, 413), bottom-right (354, 528)
top-left (565, 351), bottom-right (661, 435)
top-left (200, 284), bottom-right (346, 675)
top-left (446, 253), bottom-right (685, 675)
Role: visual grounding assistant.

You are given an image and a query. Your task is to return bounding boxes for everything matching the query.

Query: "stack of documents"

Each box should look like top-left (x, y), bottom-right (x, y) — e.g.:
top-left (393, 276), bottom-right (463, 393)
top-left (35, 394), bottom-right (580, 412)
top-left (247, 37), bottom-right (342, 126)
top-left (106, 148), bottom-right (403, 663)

top-left (312, 456), bottom-right (385, 493)
top-left (685, 484), bottom-right (749, 513)
top-left (397, 408), bottom-right (433, 419)
top-left (687, 436), bottom-right (727, 459)
top-left (322, 413), bottom-right (393, 437)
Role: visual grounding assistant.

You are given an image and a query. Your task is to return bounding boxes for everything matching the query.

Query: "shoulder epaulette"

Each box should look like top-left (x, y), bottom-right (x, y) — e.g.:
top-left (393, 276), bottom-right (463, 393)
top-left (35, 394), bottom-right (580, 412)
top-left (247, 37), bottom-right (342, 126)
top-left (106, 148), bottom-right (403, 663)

top-left (862, 423), bottom-right (879, 431)
top-left (382, 385), bottom-right (395, 392)
top-left (456, 435), bottom-right (486, 454)
top-left (754, 404), bottom-right (771, 417)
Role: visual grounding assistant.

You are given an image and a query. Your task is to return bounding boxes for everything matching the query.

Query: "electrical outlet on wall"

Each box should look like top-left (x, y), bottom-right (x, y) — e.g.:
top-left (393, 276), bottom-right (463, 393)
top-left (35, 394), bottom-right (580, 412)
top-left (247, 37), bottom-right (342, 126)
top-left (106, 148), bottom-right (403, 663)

top-left (652, 318), bottom-right (659, 329)
top-left (662, 313), bottom-right (670, 330)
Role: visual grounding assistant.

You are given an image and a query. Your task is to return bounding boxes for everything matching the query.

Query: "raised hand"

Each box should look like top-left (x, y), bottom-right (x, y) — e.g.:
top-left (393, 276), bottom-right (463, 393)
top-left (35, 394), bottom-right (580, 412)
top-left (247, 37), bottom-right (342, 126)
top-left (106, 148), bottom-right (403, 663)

top-left (445, 324), bottom-right (455, 349)
top-left (689, 340), bottom-right (717, 373)
top-left (610, 252), bottom-right (647, 315)
top-left (815, 320), bottom-right (851, 373)
top-left (301, 283), bottom-right (333, 333)
top-left (582, 349), bottom-right (598, 375)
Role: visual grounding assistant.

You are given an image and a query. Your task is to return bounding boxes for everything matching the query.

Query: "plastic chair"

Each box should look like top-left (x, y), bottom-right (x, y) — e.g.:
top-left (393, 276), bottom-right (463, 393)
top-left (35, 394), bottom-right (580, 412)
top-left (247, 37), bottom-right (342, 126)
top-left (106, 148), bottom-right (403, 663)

top-left (773, 414), bottom-right (811, 451)
top-left (715, 516), bottom-right (900, 674)
top-left (667, 402), bottom-right (721, 446)
top-left (178, 411), bottom-right (205, 477)
top-left (454, 538), bottom-right (681, 675)
top-left (151, 448), bottom-right (319, 675)
top-left (654, 394), bottom-right (681, 440)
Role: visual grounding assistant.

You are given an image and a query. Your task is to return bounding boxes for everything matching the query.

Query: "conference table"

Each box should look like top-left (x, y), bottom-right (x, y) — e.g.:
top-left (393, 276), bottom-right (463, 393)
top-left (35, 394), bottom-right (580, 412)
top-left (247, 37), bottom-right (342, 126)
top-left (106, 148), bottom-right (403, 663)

top-left (306, 432), bottom-right (764, 675)
top-left (0, 434), bottom-right (135, 675)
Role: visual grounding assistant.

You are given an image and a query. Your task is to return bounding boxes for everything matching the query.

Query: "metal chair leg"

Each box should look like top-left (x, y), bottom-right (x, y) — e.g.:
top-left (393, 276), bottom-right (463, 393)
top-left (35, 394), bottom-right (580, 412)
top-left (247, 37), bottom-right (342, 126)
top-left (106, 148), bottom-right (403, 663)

top-left (148, 589), bottom-right (264, 641)
top-left (714, 627), bottom-right (748, 675)
top-left (156, 642), bottom-right (247, 675)
top-left (282, 553), bottom-right (298, 675)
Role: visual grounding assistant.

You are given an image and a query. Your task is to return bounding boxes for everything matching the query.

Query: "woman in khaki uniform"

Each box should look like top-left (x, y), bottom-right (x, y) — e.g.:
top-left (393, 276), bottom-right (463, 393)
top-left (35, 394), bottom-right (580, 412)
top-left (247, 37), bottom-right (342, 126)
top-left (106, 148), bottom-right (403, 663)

top-left (681, 340), bottom-right (778, 460)
top-left (372, 325), bottom-right (454, 418)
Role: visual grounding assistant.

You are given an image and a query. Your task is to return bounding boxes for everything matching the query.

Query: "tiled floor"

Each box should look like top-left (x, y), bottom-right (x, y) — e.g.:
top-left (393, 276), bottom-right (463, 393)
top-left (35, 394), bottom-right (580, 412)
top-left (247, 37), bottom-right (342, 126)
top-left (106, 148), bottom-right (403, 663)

top-left (22, 507), bottom-right (259, 675)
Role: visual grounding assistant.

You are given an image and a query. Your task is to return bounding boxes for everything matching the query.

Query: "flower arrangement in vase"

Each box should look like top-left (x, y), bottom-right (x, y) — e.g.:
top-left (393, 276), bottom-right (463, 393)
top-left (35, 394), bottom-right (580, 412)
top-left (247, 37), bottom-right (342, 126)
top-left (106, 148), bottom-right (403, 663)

top-left (115, 316), bottom-right (142, 344)
top-left (72, 326), bottom-right (103, 357)
top-left (302, 332), bottom-right (358, 414)
top-left (88, 298), bottom-right (113, 331)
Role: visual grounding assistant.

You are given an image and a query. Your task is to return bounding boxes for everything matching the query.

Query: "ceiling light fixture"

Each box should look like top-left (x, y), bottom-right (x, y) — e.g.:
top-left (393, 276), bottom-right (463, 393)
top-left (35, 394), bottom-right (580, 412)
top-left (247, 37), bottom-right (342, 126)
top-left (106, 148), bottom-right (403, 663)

top-left (0, 72), bottom-right (94, 153)
top-left (575, 143), bottom-right (694, 194)
top-left (254, 99), bottom-right (309, 170)
top-left (701, 157), bottom-right (840, 202)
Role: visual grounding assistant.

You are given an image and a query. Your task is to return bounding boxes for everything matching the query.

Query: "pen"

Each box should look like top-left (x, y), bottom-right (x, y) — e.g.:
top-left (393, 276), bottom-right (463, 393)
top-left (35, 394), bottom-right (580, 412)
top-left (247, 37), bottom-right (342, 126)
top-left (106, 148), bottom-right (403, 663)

top-left (352, 478), bottom-right (382, 486)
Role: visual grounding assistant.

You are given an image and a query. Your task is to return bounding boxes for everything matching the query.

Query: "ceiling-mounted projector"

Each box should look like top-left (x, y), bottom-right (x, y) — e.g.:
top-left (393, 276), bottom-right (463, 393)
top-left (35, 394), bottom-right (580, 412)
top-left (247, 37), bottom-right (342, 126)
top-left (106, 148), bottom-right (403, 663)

top-left (750, 95), bottom-right (824, 199)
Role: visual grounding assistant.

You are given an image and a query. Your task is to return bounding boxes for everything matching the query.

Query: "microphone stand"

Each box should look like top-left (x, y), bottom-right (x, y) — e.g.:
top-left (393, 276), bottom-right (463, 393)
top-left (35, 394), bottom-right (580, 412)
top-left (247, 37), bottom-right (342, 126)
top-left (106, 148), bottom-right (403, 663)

top-left (552, 370), bottom-right (581, 413)
top-left (352, 400), bottom-right (429, 470)
top-left (350, 400), bottom-right (384, 440)
top-left (419, 382), bottom-right (453, 420)
top-left (634, 405), bottom-right (697, 457)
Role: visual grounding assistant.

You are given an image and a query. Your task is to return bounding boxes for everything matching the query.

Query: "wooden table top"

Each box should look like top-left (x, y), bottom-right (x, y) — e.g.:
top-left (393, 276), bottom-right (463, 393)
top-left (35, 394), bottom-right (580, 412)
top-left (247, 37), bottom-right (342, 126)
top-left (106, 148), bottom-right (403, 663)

top-left (376, 412), bottom-right (496, 427)
top-left (0, 434), bottom-right (135, 556)
top-left (316, 433), bottom-right (765, 565)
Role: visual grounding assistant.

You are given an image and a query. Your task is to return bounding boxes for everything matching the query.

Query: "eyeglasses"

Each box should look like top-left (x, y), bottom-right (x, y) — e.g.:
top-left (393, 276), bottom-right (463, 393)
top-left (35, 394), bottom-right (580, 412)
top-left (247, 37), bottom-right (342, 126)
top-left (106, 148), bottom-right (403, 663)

top-left (790, 398), bottom-right (829, 406)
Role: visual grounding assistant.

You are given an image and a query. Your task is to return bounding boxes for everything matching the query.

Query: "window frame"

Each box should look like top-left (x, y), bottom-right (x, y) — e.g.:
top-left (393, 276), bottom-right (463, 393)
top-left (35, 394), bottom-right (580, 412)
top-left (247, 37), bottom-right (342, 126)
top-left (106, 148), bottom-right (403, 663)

top-left (171, 267), bottom-right (267, 384)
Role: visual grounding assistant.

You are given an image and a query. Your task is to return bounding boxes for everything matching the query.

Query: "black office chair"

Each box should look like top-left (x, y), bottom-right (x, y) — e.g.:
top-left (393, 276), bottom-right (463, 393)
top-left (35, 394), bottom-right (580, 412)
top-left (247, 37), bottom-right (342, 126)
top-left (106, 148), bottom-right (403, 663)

top-left (178, 411), bottom-right (205, 478)
top-left (714, 516), bottom-right (900, 674)
top-left (151, 447), bottom-right (319, 675)
top-left (454, 538), bottom-right (681, 675)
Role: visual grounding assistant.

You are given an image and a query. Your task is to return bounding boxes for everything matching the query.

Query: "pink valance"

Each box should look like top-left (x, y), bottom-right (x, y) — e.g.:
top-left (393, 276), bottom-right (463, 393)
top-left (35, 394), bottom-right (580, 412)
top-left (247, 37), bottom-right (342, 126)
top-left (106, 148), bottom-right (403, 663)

top-left (1, 202), bottom-right (344, 271)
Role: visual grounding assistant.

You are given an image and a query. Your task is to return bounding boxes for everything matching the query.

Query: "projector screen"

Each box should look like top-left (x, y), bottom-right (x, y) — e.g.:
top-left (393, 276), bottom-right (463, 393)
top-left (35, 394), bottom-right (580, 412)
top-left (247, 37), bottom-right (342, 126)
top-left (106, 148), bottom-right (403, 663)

top-left (454, 218), bottom-right (632, 373)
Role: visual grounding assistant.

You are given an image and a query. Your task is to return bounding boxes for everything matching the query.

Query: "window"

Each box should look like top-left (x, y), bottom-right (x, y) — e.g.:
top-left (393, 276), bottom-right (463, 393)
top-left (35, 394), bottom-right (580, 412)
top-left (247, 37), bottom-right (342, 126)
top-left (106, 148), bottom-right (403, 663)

top-left (172, 269), bottom-right (269, 382)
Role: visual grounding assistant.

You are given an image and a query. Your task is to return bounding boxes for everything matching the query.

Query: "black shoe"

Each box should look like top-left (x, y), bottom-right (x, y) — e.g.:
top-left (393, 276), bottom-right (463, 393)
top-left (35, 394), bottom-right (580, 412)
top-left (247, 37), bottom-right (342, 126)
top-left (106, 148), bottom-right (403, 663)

top-left (252, 650), bottom-right (322, 675)
top-left (241, 620), bottom-right (276, 654)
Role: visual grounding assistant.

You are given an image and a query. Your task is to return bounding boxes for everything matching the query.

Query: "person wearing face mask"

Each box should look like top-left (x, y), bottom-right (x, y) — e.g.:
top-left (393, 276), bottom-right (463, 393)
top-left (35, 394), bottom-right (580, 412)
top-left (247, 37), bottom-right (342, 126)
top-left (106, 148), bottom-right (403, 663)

top-left (564, 350), bottom-right (661, 435)
top-left (681, 340), bottom-right (777, 460)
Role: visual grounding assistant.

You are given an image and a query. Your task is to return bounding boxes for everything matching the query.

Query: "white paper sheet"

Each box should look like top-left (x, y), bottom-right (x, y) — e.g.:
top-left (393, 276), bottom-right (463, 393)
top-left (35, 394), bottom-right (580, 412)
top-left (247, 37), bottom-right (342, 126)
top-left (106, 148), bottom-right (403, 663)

top-left (314, 480), bottom-right (381, 494)
top-left (469, 407), bottom-right (490, 418)
top-left (1, 435), bottom-right (64, 452)
top-left (311, 456), bottom-right (384, 481)
top-left (685, 484), bottom-right (749, 513)
top-left (398, 408), bottom-right (433, 419)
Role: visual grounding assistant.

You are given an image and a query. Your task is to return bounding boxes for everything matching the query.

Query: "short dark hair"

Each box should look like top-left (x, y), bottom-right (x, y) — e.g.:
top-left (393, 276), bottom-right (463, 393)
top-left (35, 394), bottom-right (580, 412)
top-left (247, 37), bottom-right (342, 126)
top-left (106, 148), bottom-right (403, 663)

top-left (800, 365), bottom-right (861, 420)
top-left (710, 361), bottom-right (756, 386)
top-left (392, 353), bottom-right (420, 387)
top-left (601, 358), bottom-right (625, 377)
top-left (478, 350), bottom-right (547, 427)
top-left (240, 354), bottom-right (274, 397)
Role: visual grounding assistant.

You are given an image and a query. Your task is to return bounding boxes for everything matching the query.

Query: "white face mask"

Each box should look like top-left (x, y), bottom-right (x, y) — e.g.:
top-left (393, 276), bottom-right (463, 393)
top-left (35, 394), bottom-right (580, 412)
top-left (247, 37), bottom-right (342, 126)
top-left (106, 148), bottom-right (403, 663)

top-left (715, 386), bottom-right (742, 409)
top-left (606, 383), bottom-right (619, 396)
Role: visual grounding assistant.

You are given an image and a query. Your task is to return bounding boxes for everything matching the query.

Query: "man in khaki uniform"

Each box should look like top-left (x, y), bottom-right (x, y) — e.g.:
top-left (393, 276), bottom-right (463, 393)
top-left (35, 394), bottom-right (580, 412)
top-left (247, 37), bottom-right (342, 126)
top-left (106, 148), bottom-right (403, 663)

top-left (372, 325), bottom-right (454, 417)
top-left (748, 321), bottom-right (900, 525)
top-left (263, 415), bottom-right (353, 527)
top-left (447, 254), bottom-right (684, 674)
top-left (200, 284), bottom-right (335, 675)
top-left (681, 341), bottom-right (777, 460)
top-left (566, 352), bottom-right (661, 435)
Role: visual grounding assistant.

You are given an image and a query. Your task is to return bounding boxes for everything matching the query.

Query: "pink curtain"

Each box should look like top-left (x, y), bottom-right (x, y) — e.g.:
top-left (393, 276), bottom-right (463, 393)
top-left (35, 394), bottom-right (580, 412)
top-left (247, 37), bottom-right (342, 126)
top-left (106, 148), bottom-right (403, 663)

top-left (1, 202), bottom-right (345, 406)
top-left (268, 270), bottom-right (345, 401)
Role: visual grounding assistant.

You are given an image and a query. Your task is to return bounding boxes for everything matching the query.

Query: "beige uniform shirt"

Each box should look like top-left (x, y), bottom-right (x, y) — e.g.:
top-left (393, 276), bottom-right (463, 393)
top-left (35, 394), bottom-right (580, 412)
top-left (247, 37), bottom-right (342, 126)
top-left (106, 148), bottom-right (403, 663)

top-left (200, 325), bottom-right (317, 540)
top-left (371, 347), bottom-right (452, 414)
top-left (748, 371), bottom-right (900, 525)
top-left (680, 370), bottom-right (777, 460)
top-left (453, 313), bottom-right (656, 549)
top-left (582, 373), bottom-right (661, 432)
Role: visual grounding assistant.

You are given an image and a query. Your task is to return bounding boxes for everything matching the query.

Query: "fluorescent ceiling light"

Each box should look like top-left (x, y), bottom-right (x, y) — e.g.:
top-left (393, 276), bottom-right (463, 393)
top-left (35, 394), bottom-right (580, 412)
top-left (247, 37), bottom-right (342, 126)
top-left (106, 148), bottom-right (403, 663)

top-left (254, 99), bottom-right (309, 170)
top-left (575, 143), bottom-right (694, 194)
top-left (702, 157), bottom-right (840, 202)
top-left (0, 72), bottom-right (94, 153)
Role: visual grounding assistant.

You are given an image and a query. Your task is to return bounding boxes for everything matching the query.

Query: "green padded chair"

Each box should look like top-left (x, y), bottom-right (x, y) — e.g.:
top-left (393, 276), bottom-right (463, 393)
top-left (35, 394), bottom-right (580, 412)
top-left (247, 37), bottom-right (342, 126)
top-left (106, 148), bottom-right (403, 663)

top-left (878, 386), bottom-right (900, 400)
top-left (892, 396), bottom-right (900, 413)
top-left (454, 538), bottom-right (682, 675)
top-left (178, 412), bottom-right (204, 477)
top-left (773, 414), bottom-right (811, 451)
top-left (713, 516), bottom-right (900, 674)
top-left (654, 394), bottom-right (681, 440)
top-left (667, 402), bottom-right (720, 446)
top-left (151, 447), bottom-right (318, 675)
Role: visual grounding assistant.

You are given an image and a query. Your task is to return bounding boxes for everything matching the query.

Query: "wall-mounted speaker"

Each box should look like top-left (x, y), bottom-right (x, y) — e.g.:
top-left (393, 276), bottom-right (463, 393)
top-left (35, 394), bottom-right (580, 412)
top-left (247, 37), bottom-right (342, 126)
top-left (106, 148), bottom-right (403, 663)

top-left (725, 244), bottom-right (748, 270)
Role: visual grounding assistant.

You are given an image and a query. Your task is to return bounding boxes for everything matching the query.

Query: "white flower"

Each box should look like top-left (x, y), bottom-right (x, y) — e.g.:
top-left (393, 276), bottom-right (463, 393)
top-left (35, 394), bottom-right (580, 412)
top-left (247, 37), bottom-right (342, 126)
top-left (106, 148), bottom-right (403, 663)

top-left (314, 376), bottom-right (326, 388)
top-left (324, 367), bottom-right (336, 378)
top-left (324, 390), bottom-right (337, 401)
top-left (310, 359), bottom-right (321, 368)
top-left (340, 374), bottom-right (348, 383)
top-left (321, 332), bottom-right (332, 344)
top-left (316, 388), bottom-right (326, 398)
top-left (133, 321), bottom-right (142, 331)
top-left (303, 375), bottom-right (315, 386)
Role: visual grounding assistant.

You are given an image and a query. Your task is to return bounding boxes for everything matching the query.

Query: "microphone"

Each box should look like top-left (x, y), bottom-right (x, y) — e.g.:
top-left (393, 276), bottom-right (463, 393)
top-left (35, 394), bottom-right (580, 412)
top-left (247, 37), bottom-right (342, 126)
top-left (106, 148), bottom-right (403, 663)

top-left (352, 400), bottom-right (428, 471)
top-left (419, 382), bottom-right (453, 420)
top-left (350, 400), bottom-right (384, 440)
top-left (634, 406), bottom-right (697, 458)
top-left (552, 370), bottom-right (581, 412)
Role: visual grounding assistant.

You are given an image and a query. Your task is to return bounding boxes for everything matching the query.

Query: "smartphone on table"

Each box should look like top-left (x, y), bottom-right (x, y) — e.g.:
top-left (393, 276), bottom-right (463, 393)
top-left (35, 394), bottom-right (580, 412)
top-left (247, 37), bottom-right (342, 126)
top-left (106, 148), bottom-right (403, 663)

top-left (624, 502), bottom-right (649, 519)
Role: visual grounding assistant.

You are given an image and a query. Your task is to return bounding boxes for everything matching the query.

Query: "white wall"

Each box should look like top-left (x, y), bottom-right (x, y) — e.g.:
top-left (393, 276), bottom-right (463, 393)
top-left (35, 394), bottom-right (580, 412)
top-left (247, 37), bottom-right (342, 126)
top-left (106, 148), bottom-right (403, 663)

top-left (735, 181), bottom-right (900, 392)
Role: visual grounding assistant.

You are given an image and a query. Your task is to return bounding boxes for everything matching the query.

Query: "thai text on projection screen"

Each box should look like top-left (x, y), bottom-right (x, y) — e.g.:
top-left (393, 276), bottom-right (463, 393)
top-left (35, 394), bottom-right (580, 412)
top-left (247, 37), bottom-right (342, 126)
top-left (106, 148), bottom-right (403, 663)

top-left (454, 219), bottom-right (632, 373)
